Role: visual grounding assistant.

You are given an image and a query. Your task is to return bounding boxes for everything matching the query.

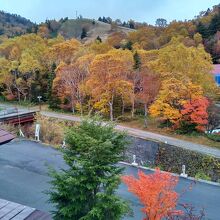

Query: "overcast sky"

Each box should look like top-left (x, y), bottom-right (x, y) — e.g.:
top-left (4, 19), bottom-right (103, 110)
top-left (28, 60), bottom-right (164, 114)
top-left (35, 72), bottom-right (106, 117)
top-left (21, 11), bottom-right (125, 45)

top-left (0, 0), bottom-right (219, 24)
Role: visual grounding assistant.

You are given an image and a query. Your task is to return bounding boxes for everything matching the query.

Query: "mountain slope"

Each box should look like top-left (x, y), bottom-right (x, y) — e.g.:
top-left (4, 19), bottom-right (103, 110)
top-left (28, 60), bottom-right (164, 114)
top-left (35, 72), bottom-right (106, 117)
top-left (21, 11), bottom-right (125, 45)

top-left (0, 10), bottom-right (134, 42)
top-left (0, 11), bottom-right (35, 37)
top-left (85, 20), bottom-right (134, 43)
top-left (45, 18), bottom-right (134, 42)
top-left (195, 4), bottom-right (220, 63)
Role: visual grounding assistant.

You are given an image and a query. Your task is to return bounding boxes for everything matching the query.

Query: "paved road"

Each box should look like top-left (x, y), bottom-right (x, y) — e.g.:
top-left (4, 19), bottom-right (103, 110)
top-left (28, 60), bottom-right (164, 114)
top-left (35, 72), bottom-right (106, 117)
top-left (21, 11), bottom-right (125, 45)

top-left (41, 111), bottom-right (220, 159)
top-left (1, 103), bottom-right (220, 158)
top-left (0, 140), bottom-right (219, 219)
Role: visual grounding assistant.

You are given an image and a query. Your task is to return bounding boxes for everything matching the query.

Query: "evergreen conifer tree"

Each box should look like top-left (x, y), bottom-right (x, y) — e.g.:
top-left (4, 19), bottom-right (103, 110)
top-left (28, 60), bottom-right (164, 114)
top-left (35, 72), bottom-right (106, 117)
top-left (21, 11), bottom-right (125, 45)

top-left (96, 35), bottom-right (102, 42)
top-left (48, 117), bottom-right (130, 220)
top-left (133, 51), bottom-right (141, 70)
top-left (81, 27), bottom-right (87, 39)
top-left (48, 63), bottom-right (61, 109)
top-left (47, 63), bottom-right (56, 100)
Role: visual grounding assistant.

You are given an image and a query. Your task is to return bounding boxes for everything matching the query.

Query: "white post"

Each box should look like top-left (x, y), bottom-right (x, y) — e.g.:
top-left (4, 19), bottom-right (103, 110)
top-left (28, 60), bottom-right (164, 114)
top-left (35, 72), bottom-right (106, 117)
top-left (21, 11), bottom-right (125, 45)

top-left (35, 123), bottom-right (40, 142)
top-left (180, 165), bottom-right (188, 177)
top-left (131, 154), bottom-right (138, 166)
top-left (37, 96), bottom-right (42, 111)
top-left (61, 139), bottom-right (66, 148)
top-left (19, 129), bottom-right (25, 137)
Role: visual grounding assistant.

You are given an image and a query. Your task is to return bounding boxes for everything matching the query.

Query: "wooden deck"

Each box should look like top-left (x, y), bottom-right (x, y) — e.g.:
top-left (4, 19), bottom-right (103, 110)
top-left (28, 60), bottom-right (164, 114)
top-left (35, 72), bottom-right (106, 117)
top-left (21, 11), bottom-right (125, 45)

top-left (0, 129), bottom-right (14, 145)
top-left (0, 199), bottom-right (51, 220)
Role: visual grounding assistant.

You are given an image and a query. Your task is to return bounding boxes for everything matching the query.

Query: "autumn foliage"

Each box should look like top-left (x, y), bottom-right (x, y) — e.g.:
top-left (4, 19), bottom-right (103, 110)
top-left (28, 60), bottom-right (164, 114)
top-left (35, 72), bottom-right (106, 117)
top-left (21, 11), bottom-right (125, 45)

top-left (181, 98), bottom-right (209, 131)
top-left (122, 169), bottom-right (183, 220)
top-left (0, 29), bottom-right (218, 131)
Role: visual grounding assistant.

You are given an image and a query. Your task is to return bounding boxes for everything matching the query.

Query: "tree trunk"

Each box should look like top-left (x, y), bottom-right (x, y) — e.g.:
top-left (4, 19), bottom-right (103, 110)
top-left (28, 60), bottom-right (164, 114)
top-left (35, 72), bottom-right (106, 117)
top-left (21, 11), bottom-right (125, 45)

top-left (71, 95), bottom-right (75, 114)
top-left (144, 103), bottom-right (148, 128)
top-left (88, 101), bottom-right (93, 116)
top-left (17, 90), bottom-right (20, 103)
top-left (80, 101), bottom-right (83, 116)
top-left (122, 98), bottom-right (125, 115)
top-left (88, 107), bottom-right (93, 116)
top-left (109, 95), bottom-right (114, 121)
top-left (131, 95), bottom-right (135, 118)
top-left (72, 102), bottom-right (75, 114)
top-left (109, 102), bottom-right (113, 121)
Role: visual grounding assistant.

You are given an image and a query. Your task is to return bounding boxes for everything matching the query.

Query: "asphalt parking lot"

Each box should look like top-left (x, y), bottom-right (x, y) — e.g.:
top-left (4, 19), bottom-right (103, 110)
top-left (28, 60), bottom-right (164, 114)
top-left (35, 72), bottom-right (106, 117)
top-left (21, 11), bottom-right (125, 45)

top-left (0, 140), bottom-right (219, 219)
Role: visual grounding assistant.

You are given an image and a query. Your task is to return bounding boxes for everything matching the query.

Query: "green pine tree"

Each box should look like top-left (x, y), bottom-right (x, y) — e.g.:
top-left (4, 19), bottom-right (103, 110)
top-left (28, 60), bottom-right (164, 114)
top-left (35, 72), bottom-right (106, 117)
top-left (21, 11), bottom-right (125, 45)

top-left (81, 27), bottom-right (87, 39)
top-left (47, 63), bottom-right (56, 100)
top-left (96, 35), bottom-right (102, 43)
top-left (48, 63), bottom-right (61, 109)
top-left (123, 41), bottom-right (133, 50)
top-left (48, 117), bottom-right (130, 220)
top-left (133, 51), bottom-right (141, 70)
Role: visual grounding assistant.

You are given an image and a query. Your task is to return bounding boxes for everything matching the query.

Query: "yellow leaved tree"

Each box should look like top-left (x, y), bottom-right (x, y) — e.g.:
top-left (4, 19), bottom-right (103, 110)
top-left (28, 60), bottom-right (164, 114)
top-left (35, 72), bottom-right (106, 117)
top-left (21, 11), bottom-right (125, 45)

top-left (148, 38), bottom-right (217, 97)
top-left (86, 49), bottom-right (134, 120)
top-left (149, 78), bottom-right (203, 124)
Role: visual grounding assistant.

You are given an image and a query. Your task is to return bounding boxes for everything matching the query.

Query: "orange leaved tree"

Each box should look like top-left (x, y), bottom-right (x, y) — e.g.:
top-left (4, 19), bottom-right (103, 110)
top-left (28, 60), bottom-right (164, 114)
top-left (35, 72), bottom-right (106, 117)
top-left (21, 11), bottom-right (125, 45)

top-left (181, 97), bottom-right (209, 132)
top-left (122, 169), bottom-right (183, 220)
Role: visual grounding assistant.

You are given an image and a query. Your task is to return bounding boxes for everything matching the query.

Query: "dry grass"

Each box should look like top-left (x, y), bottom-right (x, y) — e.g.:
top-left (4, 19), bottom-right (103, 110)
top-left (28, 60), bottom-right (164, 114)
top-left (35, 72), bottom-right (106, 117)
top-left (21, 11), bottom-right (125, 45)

top-left (120, 117), bottom-right (220, 149)
top-left (5, 101), bottom-right (220, 149)
top-left (33, 113), bottom-right (65, 147)
top-left (0, 123), bottom-right (18, 135)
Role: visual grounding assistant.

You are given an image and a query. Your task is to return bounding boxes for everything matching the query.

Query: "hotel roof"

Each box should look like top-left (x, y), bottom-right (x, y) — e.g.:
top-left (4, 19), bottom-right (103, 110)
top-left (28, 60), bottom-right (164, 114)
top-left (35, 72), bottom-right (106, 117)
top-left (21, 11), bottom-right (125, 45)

top-left (212, 64), bottom-right (220, 75)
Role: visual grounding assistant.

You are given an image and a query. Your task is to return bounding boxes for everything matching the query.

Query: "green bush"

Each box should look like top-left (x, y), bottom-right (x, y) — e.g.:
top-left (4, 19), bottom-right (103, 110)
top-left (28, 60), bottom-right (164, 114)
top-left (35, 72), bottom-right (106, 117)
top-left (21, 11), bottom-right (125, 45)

top-left (135, 108), bottom-right (145, 116)
top-left (195, 171), bottom-right (211, 181)
top-left (116, 115), bottom-right (134, 122)
top-left (175, 121), bottom-right (198, 134)
top-left (0, 96), bottom-right (6, 101)
top-left (155, 143), bottom-right (220, 182)
top-left (157, 120), bottom-right (173, 128)
top-left (206, 133), bottom-right (220, 142)
top-left (17, 100), bottom-right (35, 107)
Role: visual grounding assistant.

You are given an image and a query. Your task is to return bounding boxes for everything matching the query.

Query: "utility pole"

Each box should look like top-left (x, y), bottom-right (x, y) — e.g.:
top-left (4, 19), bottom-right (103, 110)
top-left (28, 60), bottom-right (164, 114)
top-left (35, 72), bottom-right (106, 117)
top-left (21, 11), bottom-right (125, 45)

top-left (76, 10), bottom-right (78, 19)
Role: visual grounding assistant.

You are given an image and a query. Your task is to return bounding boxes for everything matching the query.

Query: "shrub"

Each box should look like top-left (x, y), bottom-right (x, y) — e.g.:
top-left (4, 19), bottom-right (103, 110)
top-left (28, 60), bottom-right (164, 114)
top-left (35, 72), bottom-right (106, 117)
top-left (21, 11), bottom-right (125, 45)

top-left (156, 143), bottom-right (220, 181)
top-left (116, 115), bottom-right (134, 122)
top-left (158, 120), bottom-right (173, 128)
top-left (195, 171), bottom-right (211, 181)
top-left (135, 108), bottom-right (145, 116)
top-left (175, 121), bottom-right (198, 134)
top-left (206, 133), bottom-right (220, 142)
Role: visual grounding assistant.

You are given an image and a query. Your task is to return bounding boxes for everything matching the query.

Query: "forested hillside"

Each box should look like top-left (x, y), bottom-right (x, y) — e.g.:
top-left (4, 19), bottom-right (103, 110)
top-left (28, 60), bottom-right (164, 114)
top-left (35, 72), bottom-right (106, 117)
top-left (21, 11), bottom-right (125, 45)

top-left (2, 4), bottom-right (220, 63)
top-left (0, 33), bottom-right (218, 133)
top-left (0, 5), bottom-right (220, 135)
top-left (196, 4), bottom-right (220, 63)
top-left (0, 11), bottom-right (35, 37)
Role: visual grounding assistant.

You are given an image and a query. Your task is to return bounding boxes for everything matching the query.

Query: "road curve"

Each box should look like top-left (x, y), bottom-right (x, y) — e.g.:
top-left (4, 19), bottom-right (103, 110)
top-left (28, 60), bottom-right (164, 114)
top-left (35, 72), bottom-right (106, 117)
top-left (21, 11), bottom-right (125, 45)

top-left (0, 140), bottom-right (219, 220)
top-left (0, 102), bottom-right (220, 159)
top-left (41, 111), bottom-right (220, 159)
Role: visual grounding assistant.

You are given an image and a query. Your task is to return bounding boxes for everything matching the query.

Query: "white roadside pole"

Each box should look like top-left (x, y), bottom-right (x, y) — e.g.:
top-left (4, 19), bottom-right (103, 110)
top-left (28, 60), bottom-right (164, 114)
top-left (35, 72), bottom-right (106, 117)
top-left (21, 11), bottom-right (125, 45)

top-left (61, 139), bottom-right (66, 148)
top-left (131, 154), bottom-right (138, 166)
top-left (37, 96), bottom-right (42, 111)
top-left (35, 123), bottom-right (40, 142)
top-left (180, 164), bottom-right (188, 177)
